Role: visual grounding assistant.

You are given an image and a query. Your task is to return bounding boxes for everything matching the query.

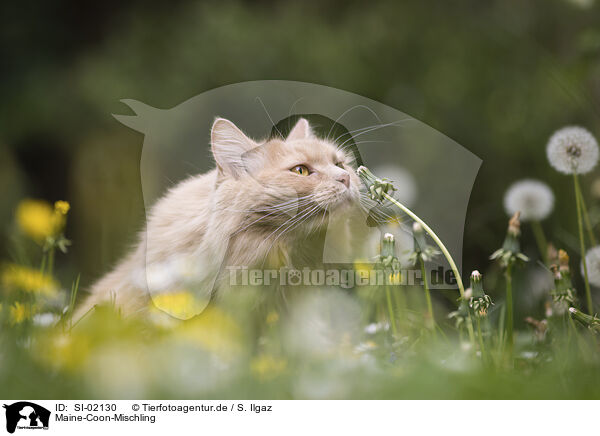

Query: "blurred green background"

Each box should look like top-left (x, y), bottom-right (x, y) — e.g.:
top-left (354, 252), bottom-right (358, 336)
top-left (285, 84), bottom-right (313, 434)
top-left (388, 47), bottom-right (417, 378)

top-left (1, 0), bottom-right (600, 314)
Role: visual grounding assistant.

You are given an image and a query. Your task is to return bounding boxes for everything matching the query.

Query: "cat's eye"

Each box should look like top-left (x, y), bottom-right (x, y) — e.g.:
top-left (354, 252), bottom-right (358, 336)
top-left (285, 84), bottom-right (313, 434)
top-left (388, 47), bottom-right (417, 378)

top-left (290, 165), bottom-right (310, 176)
top-left (335, 162), bottom-right (344, 168)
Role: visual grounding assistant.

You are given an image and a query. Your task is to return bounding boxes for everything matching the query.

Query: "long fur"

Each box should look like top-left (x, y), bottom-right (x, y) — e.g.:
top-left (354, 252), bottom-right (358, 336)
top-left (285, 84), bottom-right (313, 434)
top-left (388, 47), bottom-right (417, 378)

top-left (74, 118), bottom-right (362, 320)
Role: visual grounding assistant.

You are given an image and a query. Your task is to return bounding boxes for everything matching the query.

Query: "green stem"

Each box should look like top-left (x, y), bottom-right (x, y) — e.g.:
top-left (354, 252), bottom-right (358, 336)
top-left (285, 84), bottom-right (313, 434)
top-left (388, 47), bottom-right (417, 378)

top-left (531, 220), bottom-right (548, 265)
top-left (497, 303), bottom-right (506, 357)
top-left (385, 284), bottom-right (398, 337)
top-left (419, 256), bottom-right (436, 337)
top-left (575, 180), bottom-right (598, 247)
top-left (505, 264), bottom-right (513, 357)
top-left (574, 173), bottom-right (594, 315)
top-left (382, 192), bottom-right (475, 346)
top-left (476, 317), bottom-right (486, 359)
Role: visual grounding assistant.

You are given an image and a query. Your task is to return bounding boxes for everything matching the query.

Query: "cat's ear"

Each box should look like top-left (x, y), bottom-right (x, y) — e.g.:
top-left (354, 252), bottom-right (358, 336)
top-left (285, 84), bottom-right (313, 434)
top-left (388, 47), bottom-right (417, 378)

top-left (287, 118), bottom-right (313, 141)
top-left (211, 118), bottom-right (257, 178)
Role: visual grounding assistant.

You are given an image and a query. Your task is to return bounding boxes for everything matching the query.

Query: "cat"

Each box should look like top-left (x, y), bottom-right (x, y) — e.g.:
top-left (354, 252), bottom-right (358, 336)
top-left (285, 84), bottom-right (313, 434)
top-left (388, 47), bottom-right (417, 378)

top-left (74, 117), bottom-right (364, 321)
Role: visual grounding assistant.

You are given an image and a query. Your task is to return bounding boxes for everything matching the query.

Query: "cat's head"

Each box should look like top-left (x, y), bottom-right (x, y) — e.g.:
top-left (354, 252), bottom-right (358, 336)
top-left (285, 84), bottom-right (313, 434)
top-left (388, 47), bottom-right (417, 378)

top-left (211, 117), bottom-right (360, 222)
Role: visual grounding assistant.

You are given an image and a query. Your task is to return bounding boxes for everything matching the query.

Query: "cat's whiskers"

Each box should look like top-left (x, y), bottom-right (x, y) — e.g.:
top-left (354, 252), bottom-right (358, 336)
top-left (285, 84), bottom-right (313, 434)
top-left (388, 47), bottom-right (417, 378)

top-left (318, 204), bottom-right (330, 229)
top-left (256, 96), bottom-right (283, 138)
top-left (258, 202), bottom-right (323, 268)
top-left (330, 121), bottom-right (387, 143)
top-left (266, 202), bottom-right (321, 243)
top-left (332, 119), bottom-right (411, 144)
top-left (336, 120), bottom-right (411, 152)
top-left (287, 97), bottom-right (304, 118)
top-left (338, 140), bottom-right (387, 154)
top-left (256, 203), bottom-right (318, 249)
top-left (231, 198), bottom-right (315, 237)
top-left (216, 194), bottom-right (314, 214)
top-left (326, 104), bottom-right (383, 141)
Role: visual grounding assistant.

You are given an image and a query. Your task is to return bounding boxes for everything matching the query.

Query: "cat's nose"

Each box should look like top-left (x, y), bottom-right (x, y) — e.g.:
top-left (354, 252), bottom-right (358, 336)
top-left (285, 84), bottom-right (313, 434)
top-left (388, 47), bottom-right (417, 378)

top-left (337, 173), bottom-right (350, 188)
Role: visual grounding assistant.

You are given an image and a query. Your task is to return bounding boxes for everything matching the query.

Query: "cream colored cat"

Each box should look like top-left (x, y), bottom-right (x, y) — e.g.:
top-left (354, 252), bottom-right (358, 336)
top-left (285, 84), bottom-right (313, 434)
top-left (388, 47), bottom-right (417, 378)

top-left (74, 117), bottom-right (362, 320)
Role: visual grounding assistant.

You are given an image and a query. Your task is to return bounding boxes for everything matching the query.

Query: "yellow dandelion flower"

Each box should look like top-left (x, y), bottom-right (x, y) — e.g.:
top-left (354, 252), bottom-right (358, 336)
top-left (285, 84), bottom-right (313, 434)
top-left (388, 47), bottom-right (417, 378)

top-left (54, 200), bottom-right (70, 215)
top-left (151, 291), bottom-right (209, 320)
top-left (2, 264), bottom-right (58, 295)
top-left (10, 302), bottom-right (30, 325)
top-left (15, 199), bottom-right (68, 243)
top-left (250, 355), bottom-right (287, 380)
top-left (16, 199), bottom-right (55, 242)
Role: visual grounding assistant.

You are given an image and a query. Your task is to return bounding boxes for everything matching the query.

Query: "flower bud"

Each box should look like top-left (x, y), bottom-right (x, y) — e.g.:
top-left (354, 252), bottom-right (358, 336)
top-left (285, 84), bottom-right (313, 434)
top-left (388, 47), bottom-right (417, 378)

top-left (468, 270), bottom-right (492, 317)
top-left (357, 166), bottom-right (396, 202)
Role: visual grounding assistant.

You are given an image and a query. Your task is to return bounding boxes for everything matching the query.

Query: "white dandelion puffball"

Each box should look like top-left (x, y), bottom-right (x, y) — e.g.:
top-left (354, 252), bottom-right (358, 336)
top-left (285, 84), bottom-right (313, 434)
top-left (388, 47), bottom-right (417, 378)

top-left (582, 246), bottom-right (600, 287)
top-left (372, 164), bottom-right (417, 207)
top-left (503, 179), bottom-right (554, 221)
top-left (546, 126), bottom-right (599, 174)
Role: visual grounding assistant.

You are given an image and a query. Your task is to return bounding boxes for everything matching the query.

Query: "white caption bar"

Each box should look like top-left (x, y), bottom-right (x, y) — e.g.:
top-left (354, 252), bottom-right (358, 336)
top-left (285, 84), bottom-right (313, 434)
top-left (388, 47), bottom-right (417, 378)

top-left (0, 400), bottom-right (595, 435)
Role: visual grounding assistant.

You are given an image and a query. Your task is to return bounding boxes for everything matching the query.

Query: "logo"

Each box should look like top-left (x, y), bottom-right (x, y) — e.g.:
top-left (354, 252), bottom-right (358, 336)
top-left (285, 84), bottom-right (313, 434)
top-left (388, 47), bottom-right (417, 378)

top-left (3, 402), bottom-right (50, 434)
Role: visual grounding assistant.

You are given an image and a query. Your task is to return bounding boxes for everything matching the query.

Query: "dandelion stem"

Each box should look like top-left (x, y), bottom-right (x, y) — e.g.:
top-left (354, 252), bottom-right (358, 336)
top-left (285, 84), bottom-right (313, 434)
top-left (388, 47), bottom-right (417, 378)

top-left (381, 191), bottom-right (475, 345)
top-left (476, 316), bottom-right (486, 358)
top-left (531, 220), bottom-right (548, 265)
top-left (385, 285), bottom-right (398, 337)
top-left (574, 173), bottom-right (594, 314)
top-left (419, 257), bottom-right (436, 338)
top-left (575, 179), bottom-right (597, 247)
top-left (505, 263), bottom-right (514, 358)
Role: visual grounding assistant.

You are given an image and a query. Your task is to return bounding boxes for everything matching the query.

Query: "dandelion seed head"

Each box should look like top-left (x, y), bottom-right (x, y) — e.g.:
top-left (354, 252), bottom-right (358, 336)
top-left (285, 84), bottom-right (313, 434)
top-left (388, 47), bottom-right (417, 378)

top-left (503, 179), bottom-right (554, 221)
top-left (546, 126), bottom-right (599, 174)
top-left (582, 245), bottom-right (600, 287)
